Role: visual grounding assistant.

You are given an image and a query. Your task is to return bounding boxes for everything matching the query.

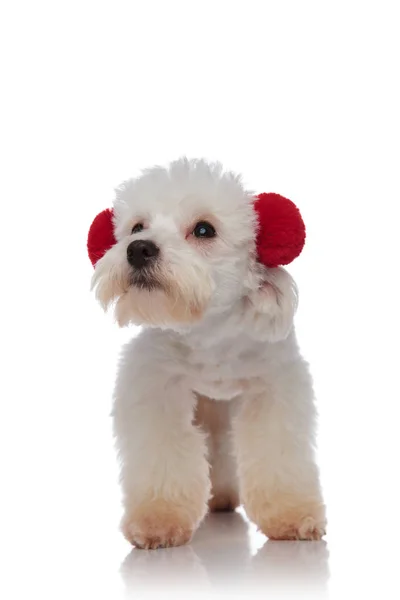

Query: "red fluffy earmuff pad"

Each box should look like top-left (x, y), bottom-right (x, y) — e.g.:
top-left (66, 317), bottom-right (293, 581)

top-left (87, 208), bottom-right (116, 266)
top-left (254, 193), bottom-right (306, 268)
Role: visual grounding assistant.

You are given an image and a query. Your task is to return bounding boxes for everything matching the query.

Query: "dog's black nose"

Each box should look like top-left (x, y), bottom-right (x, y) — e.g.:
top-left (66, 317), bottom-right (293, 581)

top-left (127, 240), bottom-right (160, 269)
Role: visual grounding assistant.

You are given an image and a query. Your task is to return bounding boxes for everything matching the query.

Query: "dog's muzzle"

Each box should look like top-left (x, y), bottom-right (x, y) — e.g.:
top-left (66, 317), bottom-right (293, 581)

top-left (127, 240), bottom-right (161, 290)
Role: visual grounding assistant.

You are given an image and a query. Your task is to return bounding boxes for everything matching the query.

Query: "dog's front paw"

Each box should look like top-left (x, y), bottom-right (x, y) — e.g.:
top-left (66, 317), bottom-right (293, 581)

top-left (122, 499), bottom-right (201, 550)
top-left (244, 493), bottom-right (327, 541)
top-left (262, 512), bottom-right (327, 541)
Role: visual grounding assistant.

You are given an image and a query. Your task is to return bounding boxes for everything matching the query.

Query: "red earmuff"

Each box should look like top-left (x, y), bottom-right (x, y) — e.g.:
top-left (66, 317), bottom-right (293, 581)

top-left (87, 208), bottom-right (116, 267)
top-left (254, 193), bottom-right (306, 268)
top-left (87, 193), bottom-right (306, 268)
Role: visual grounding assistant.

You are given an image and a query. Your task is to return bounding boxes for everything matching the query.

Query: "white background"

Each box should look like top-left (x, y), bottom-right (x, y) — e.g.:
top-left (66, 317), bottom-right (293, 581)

top-left (1, 1), bottom-right (399, 598)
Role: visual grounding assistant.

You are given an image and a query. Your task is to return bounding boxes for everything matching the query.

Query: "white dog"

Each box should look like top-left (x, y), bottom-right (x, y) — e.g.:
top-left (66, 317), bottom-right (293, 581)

top-left (89, 158), bottom-right (326, 549)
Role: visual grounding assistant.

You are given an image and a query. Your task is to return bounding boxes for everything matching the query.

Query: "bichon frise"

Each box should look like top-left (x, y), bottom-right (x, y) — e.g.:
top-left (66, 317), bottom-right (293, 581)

top-left (88, 158), bottom-right (326, 549)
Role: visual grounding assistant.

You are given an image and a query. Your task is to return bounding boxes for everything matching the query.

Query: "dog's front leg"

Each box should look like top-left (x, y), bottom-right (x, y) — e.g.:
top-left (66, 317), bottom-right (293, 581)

top-left (233, 360), bottom-right (326, 540)
top-left (112, 338), bottom-right (211, 549)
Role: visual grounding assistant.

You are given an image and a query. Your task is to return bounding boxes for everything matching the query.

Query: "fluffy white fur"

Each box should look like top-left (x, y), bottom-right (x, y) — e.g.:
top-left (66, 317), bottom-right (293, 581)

top-left (92, 158), bottom-right (326, 549)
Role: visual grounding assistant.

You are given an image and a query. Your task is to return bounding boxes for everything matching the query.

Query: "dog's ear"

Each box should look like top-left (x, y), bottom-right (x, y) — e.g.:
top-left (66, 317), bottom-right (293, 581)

top-left (87, 208), bottom-right (116, 266)
top-left (254, 193), bottom-right (306, 268)
top-left (245, 268), bottom-right (298, 342)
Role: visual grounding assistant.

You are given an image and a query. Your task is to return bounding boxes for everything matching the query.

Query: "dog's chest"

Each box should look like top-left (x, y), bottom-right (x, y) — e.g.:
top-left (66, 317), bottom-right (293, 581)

top-left (186, 338), bottom-right (266, 400)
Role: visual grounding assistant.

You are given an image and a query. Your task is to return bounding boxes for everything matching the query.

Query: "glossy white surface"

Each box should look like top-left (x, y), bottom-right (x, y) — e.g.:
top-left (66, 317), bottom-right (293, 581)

top-left (121, 512), bottom-right (330, 598)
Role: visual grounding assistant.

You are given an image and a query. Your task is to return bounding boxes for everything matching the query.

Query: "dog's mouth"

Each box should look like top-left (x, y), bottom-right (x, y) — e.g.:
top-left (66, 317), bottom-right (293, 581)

top-left (129, 269), bottom-right (161, 291)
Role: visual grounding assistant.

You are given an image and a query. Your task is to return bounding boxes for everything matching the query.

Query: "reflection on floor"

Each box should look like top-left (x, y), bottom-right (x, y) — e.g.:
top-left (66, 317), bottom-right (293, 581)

top-left (120, 511), bottom-right (329, 598)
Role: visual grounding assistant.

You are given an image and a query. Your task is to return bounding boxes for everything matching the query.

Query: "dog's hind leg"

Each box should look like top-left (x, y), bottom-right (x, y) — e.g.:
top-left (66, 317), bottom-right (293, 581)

top-left (195, 395), bottom-right (240, 512)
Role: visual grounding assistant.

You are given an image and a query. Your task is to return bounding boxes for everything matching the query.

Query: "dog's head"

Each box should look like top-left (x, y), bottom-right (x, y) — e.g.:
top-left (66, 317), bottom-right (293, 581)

top-left (88, 158), bottom-right (305, 328)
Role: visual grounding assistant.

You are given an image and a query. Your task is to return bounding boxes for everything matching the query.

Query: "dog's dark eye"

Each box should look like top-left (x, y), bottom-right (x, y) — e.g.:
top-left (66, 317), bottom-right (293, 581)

top-left (193, 221), bottom-right (216, 238)
top-left (131, 223), bottom-right (144, 234)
